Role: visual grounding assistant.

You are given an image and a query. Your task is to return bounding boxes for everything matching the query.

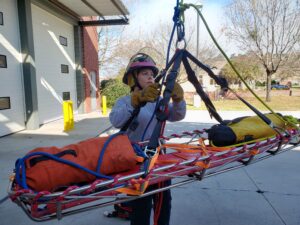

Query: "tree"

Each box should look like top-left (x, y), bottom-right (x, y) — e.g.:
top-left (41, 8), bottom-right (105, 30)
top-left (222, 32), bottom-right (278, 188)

top-left (226, 0), bottom-right (300, 101)
top-left (275, 52), bottom-right (300, 81)
top-left (221, 54), bottom-right (262, 88)
top-left (98, 26), bottom-right (125, 78)
top-left (111, 20), bottom-right (219, 84)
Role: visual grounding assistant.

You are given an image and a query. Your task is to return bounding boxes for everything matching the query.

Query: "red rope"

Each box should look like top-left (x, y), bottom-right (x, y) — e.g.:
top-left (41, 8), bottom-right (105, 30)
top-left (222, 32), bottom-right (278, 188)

top-left (153, 182), bottom-right (164, 225)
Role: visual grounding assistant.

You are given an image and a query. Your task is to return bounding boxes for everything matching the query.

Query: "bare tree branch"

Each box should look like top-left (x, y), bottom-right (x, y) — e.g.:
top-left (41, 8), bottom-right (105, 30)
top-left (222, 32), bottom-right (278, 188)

top-left (226, 0), bottom-right (300, 101)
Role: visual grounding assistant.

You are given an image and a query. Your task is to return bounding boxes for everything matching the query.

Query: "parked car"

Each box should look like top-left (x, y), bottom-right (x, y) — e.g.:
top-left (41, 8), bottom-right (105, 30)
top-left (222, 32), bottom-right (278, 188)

top-left (271, 84), bottom-right (290, 90)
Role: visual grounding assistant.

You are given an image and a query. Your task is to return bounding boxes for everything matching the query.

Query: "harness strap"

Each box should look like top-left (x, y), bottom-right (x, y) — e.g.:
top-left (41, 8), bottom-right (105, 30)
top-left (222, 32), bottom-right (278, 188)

top-left (183, 50), bottom-right (278, 132)
top-left (120, 107), bottom-right (141, 132)
top-left (184, 50), bottom-right (228, 88)
top-left (147, 50), bottom-right (184, 150)
top-left (182, 53), bottom-right (223, 123)
top-left (227, 88), bottom-right (276, 129)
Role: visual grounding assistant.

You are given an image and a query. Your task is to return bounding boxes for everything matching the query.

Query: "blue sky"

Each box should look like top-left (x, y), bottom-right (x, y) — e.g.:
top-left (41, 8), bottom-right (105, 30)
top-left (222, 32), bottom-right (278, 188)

top-left (121, 0), bottom-right (238, 54)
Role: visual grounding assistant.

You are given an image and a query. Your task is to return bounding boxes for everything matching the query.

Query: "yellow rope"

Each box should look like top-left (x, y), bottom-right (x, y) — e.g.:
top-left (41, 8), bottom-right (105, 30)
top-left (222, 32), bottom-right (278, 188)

top-left (181, 3), bottom-right (297, 129)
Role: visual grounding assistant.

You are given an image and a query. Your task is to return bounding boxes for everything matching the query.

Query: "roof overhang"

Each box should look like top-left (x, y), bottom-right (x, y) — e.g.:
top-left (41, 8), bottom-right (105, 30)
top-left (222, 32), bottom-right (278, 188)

top-left (47, 0), bottom-right (129, 26)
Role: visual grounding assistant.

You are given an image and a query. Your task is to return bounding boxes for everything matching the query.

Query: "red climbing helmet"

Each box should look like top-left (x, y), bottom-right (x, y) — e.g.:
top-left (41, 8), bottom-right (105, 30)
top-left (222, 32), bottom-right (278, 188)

top-left (123, 53), bottom-right (159, 85)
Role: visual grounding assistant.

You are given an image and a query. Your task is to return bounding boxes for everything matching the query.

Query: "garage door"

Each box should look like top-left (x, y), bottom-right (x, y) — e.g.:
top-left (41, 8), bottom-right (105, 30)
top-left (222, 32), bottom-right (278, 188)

top-left (0, 0), bottom-right (25, 136)
top-left (31, 4), bottom-right (77, 124)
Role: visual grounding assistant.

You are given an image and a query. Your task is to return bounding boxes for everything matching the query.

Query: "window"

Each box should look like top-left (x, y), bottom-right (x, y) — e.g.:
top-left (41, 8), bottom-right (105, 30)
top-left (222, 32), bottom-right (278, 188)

top-left (0, 97), bottom-right (10, 110)
top-left (0, 55), bottom-right (7, 68)
top-left (210, 79), bottom-right (215, 86)
top-left (59, 36), bottom-right (68, 46)
top-left (63, 92), bottom-right (70, 101)
top-left (0, 12), bottom-right (3, 25)
top-left (61, 64), bottom-right (69, 73)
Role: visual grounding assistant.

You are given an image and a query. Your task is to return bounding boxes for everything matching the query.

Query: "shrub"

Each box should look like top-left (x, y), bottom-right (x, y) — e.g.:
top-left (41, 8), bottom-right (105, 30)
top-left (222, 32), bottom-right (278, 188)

top-left (100, 79), bottom-right (130, 108)
top-left (271, 80), bottom-right (278, 85)
top-left (255, 81), bottom-right (265, 87)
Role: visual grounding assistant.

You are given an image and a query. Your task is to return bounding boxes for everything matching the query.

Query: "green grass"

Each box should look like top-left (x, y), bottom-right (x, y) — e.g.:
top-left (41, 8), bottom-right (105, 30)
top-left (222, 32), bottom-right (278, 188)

top-left (187, 95), bottom-right (300, 111)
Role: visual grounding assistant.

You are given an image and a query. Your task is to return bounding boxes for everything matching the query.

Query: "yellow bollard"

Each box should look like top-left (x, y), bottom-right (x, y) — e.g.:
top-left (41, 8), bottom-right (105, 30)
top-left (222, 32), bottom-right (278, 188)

top-left (102, 96), bottom-right (107, 116)
top-left (63, 100), bottom-right (74, 131)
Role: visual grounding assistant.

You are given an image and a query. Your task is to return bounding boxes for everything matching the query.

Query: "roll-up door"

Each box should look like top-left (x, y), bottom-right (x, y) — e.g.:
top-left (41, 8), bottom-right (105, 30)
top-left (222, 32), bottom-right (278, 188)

top-left (31, 4), bottom-right (77, 124)
top-left (0, 0), bottom-right (25, 136)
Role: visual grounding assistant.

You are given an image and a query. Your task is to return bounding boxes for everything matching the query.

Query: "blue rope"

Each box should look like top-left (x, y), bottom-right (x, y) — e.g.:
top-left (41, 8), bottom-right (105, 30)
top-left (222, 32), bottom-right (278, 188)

top-left (132, 143), bottom-right (148, 160)
top-left (96, 132), bottom-right (124, 173)
top-left (166, 0), bottom-right (180, 66)
top-left (15, 132), bottom-right (151, 190)
top-left (166, 23), bottom-right (177, 67)
top-left (141, 0), bottom-right (181, 141)
top-left (15, 151), bottom-right (113, 190)
top-left (132, 144), bottom-right (150, 172)
top-left (15, 133), bottom-right (128, 190)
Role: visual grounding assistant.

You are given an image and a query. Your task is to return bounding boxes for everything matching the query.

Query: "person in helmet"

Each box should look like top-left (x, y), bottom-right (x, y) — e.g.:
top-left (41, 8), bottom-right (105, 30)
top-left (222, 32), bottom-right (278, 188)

top-left (109, 53), bottom-right (186, 225)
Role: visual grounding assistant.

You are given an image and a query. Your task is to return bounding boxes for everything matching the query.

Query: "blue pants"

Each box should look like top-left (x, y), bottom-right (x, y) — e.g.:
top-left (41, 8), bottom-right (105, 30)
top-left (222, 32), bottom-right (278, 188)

top-left (130, 181), bottom-right (172, 225)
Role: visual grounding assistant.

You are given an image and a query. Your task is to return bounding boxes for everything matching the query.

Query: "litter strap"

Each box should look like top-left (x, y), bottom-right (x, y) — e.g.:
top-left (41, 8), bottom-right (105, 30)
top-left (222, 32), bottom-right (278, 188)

top-left (15, 132), bottom-right (149, 190)
top-left (29, 149), bottom-right (77, 167)
top-left (15, 133), bottom-right (129, 190)
top-left (15, 151), bottom-right (113, 190)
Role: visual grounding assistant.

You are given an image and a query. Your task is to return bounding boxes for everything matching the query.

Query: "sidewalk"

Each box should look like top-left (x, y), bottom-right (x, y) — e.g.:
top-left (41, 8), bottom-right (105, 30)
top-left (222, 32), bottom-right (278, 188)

top-left (0, 111), bottom-right (112, 153)
top-left (0, 110), bottom-right (299, 225)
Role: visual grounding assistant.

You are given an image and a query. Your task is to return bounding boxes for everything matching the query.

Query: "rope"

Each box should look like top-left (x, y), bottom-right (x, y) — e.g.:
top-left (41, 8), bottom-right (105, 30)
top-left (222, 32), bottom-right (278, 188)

top-left (96, 132), bottom-right (124, 173)
top-left (141, 0), bottom-right (183, 142)
top-left (15, 139), bottom-right (116, 189)
top-left (15, 152), bottom-right (113, 189)
top-left (166, 0), bottom-right (180, 66)
top-left (187, 3), bottom-right (297, 129)
top-left (132, 143), bottom-right (144, 157)
top-left (153, 182), bottom-right (163, 225)
top-left (95, 125), bottom-right (114, 138)
top-left (142, 0), bottom-right (189, 141)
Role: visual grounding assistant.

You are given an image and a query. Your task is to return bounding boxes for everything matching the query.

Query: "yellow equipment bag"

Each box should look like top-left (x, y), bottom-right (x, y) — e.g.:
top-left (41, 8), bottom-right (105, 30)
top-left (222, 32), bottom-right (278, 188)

top-left (208, 113), bottom-right (288, 147)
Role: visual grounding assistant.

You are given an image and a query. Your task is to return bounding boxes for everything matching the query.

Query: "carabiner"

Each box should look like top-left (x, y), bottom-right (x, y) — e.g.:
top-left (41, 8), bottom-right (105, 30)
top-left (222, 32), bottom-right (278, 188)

top-left (175, 38), bottom-right (187, 49)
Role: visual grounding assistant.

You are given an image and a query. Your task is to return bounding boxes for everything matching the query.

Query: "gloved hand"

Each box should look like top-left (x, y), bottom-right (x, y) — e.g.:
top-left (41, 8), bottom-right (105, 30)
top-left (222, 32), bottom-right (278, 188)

top-left (131, 83), bottom-right (160, 108)
top-left (171, 82), bottom-right (184, 102)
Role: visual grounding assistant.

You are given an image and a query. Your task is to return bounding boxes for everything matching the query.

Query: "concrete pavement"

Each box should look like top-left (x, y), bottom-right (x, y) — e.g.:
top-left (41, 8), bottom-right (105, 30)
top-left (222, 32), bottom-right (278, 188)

top-left (0, 110), bottom-right (299, 225)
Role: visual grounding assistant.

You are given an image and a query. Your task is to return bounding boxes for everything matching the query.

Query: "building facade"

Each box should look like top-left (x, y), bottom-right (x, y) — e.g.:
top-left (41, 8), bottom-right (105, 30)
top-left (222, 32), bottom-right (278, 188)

top-left (180, 58), bottom-right (227, 104)
top-left (0, 0), bottom-right (128, 136)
